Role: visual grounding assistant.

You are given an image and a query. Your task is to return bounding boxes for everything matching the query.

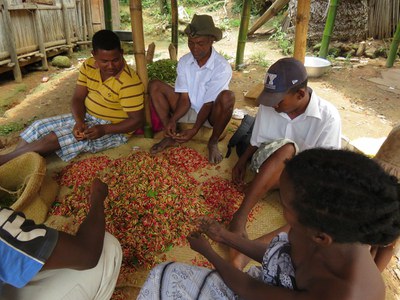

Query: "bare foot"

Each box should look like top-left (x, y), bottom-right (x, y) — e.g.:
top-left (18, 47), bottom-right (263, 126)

top-left (150, 137), bottom-right (176, 155)
top-left (208, 142), bottom-right (222, 164)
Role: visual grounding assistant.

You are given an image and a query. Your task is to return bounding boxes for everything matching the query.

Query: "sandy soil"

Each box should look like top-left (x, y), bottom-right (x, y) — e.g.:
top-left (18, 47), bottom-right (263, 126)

top-left (0, 25), bottom-right (399, 299)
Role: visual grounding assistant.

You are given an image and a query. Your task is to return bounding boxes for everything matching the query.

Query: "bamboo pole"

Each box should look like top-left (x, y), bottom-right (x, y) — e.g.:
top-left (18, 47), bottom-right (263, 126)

top-left (1, 0), bottom-right (22, 82)
top-left (247, 0), bottom-right (289, 36)
top-left (171, 0), bottom-right (178, 56)
top-left (130, 0), bottom-right (153, 138)
top-left (34, 8), bottom-right (48, 70)
top-left (293, 0), bottom-right (311, 63)
top-left (235, 0), bottom-right (251, 70)
top-left (318, 0), bottom-right (339, 58)
top-left (386, 20), bottom-right (400, 67)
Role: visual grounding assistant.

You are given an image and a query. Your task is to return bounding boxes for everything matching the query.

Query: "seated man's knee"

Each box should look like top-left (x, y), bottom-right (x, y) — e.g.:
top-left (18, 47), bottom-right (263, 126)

top-left (103, 232), bottom-right (123, 263)
top-left (218, 90), bottom-right (235, 108)
top-left (148, 79), bottom-right (163, 95)
top-left (45, 132), bottom-right (59, 142)
top-left (280, 143), bottom-right (297, 157)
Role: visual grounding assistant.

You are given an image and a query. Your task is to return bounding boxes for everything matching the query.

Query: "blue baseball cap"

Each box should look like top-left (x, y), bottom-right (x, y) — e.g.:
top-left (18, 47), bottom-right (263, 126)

top-left (257, 57), bottom-right (308, 107)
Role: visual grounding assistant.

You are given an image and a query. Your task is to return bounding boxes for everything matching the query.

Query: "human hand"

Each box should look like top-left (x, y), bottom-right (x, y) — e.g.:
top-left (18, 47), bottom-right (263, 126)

top-left (73, 121), bottom-right (87, 141)
top-left (89, 178), bottom-right (108, 206)
top-left (164, 120), bottom-right (177, 137)
top-left (232, 160), bottom-right (246, 185)
top-left (172, 128), bottom-right (196, 143)
top-left (197, 216), bottom-right (227, 243)
top-left (84, 125), bottom-right (106, 140)
top-left (187, 232), bottom-right (213, 255)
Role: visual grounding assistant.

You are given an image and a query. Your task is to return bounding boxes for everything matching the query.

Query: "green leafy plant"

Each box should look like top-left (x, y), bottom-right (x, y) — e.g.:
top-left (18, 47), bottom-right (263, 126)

top-left (219, 51), bottom-right (233, 61)
top-left (147, 59), bottom-right (178, 85)
top-left (250, 52), bottom-right (270, 68)
top-left (269, 20), bottom-right (293, 56)
top-left (229, 18), bottom-right (241, 28)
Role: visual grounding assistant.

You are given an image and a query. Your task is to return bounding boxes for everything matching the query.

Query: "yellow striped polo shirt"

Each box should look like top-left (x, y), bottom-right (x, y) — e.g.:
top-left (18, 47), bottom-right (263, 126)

top-left (77, 57), bottom-right (144, 124)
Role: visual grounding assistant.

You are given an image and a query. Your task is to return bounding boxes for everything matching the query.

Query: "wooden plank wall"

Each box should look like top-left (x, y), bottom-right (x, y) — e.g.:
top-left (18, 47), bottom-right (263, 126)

top-left (0, 0), bottom-right (93, 81)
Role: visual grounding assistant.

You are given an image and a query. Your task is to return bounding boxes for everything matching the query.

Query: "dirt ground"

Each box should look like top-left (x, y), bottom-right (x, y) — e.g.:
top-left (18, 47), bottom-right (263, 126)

top-left (0, 26), bottom-right (399, 298)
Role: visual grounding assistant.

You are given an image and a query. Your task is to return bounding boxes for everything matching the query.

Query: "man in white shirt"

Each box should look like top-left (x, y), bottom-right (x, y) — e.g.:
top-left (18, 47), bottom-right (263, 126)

top-left (148, 14), bottom-right (235, 164)
top-left (230, 57), bottom-right (341, 267)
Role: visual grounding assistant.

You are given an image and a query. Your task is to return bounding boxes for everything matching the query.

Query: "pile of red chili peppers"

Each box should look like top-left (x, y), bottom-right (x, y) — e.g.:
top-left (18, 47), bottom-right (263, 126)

top-left (50, 146), bottom-right (249, 277)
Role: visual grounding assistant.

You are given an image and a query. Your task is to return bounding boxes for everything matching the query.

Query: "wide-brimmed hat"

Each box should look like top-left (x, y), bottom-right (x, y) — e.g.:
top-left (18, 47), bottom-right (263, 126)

top-left (184, 14), bottom-right (222, 41)
top-left (257, 57), bottom-right (308, 107)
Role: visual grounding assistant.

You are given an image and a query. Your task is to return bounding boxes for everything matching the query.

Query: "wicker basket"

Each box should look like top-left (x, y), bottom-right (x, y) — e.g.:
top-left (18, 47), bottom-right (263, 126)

top-left (0, 152), bottom-right (55, 223)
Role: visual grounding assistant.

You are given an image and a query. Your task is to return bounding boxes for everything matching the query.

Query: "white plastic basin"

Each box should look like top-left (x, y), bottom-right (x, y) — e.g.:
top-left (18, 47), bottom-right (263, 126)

top-left (304, 56), bottom-right (331, 78)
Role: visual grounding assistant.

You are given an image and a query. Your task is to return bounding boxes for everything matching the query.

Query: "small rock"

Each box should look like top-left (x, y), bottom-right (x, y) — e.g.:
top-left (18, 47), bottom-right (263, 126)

top-left (51, 56), bottom-right (72, 68)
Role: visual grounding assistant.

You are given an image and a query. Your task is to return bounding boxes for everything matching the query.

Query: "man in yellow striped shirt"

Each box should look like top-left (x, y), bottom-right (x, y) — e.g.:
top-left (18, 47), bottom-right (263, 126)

top-left (0, 30), bottom-right (144, 165)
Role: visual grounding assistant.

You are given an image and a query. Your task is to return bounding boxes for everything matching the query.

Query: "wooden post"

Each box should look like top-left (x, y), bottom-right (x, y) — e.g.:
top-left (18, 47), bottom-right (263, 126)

top-left (61, 0), bottom-right (73, 56)
top-left (81, 0), bottom-right (88, 49)
top-left (2, 0), bottom-right (22, 82)
top-left (34, 7), bottom-right (48, 70)
top-left (168, 43), bottom-right (177, 61)
top-left (171, 0), bottom-right (178, 56)
top-left (293, 0), bottom-right (311, 63)
top-left (130, 0), bottom-right (153, 137)
top-left (146, 42), bottom-right (156, 64)
top-left (84, 0), bottom-right (94, 39)
top-left (103, 0), bottom-right (112, 30)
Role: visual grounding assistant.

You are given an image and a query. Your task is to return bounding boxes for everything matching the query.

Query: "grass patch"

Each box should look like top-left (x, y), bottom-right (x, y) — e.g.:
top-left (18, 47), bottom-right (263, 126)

top-left (0, 84), bottom-right (27, 116)
top-left (250, 52), bottom-right (271, 68)
top-left (0, 122), bottom-right (25, 136)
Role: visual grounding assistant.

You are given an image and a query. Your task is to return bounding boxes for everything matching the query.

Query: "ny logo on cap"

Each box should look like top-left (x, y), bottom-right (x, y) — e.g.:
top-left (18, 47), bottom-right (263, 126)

top-left (265, 73), bottom-right (278, 90)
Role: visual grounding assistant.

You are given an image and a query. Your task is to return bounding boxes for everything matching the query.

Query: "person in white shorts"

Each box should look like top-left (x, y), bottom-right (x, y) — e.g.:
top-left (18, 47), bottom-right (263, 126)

top-left (0, 179), bottom-right (122, 300)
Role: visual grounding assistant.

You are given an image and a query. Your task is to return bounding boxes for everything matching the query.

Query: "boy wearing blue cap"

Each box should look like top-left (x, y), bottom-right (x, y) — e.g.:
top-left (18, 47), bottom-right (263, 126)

top-left (230, 57), bottom-right (342, 268)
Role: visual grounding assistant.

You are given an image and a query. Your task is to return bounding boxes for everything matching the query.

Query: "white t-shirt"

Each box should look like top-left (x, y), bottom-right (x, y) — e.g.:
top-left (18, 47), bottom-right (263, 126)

top-left (250, 88), bottom-right (342, 151)
top-left (174, 47), bottom-right (232, 113)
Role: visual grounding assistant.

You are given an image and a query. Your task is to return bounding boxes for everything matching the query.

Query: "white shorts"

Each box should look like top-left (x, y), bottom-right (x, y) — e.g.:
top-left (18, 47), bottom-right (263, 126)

top-left (1, 232), bottom-right (122, 300)
top-left (178, 108), bottom-right (212, 128)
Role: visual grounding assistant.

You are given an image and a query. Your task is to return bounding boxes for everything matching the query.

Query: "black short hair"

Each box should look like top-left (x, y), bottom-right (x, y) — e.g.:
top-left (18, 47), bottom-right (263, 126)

top-left (285, 148), bottom-right (400, 246)
top-left (92, 30), bottom-right (121, 52)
